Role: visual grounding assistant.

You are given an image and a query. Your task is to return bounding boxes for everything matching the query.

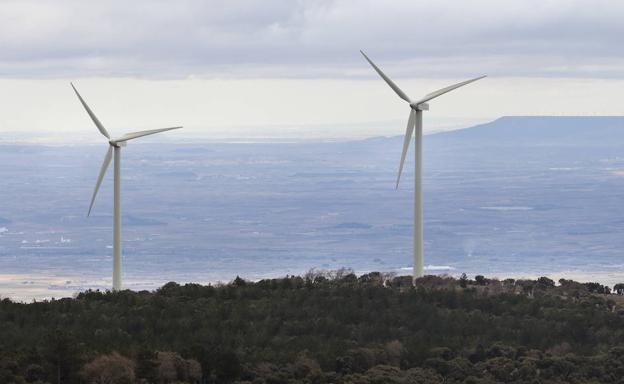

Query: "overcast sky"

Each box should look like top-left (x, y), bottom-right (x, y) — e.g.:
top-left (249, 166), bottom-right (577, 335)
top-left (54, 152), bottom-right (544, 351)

top-left (1, 0), bottom-right (623, 141)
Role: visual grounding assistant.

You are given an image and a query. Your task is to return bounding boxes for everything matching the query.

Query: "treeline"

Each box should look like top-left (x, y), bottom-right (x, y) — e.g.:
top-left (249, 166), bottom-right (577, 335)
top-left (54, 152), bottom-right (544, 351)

top-left (1, 270), bottom-right (624, 383)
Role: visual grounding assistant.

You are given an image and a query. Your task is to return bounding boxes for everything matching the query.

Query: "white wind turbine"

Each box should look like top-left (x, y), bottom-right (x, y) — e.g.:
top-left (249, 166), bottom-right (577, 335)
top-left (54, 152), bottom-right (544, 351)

top-left (360, 51), bottom-right (485, 282)
top-left (71, 83), bottom-right (182, 291)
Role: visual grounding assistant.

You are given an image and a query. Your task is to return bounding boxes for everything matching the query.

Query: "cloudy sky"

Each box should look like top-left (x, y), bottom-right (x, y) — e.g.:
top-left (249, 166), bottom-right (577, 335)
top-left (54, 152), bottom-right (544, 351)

top-left (1, 0), bottom-right (623, 141)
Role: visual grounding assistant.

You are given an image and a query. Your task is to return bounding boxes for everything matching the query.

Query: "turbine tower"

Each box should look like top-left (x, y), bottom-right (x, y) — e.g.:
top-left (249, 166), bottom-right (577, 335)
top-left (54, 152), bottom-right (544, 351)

top-left (71, 83), bottom-right (182, 291)
top-left (360, 51), bottom-right (485, 282)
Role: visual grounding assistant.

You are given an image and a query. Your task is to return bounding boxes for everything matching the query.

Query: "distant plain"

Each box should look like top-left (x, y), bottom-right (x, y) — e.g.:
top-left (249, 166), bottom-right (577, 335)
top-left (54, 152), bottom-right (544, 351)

top-left (2, 116), bottom-right (624, 300)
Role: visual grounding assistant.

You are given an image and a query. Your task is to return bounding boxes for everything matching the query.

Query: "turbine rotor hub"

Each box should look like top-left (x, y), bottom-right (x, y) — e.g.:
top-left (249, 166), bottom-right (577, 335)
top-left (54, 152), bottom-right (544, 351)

top-left (410, 102), bottom-right (429, 111)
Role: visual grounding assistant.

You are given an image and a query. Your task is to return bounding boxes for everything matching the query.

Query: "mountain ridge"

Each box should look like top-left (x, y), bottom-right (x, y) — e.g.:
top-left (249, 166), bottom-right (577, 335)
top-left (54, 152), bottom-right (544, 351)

top-left (428, 115), bottom-right (624, 145)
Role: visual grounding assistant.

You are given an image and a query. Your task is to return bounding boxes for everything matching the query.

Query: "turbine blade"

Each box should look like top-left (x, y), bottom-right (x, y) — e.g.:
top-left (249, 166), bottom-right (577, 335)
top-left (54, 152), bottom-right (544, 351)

top-left (360, 50), bottom-right (411, 103)
top-left (113, 126), bottom-right (183, 143)
top-left (88, 146), bottom-right (113, 217)
top-left (70, 83), bottom-right (110, 139)
top-left (396, 109), bottom-right (416, 189)
top-left (415, 75), bottom-right (486, 105)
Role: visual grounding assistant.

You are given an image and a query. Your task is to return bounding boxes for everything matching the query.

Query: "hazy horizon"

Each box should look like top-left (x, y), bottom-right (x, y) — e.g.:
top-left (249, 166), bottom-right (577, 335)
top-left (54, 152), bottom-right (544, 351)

top-left (3, 114), bottom-right (624, 145)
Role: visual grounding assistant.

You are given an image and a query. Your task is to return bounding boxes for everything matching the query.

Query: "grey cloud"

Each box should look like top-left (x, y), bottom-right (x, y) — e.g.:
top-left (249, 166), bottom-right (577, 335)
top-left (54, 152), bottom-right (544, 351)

top-left (1, 0), bottom-right (623, 78)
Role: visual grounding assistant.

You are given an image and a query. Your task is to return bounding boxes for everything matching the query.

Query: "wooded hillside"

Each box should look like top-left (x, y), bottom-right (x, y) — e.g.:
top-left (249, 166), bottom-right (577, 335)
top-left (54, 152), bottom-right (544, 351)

top-left (1, 271), bottom-right (623, 383)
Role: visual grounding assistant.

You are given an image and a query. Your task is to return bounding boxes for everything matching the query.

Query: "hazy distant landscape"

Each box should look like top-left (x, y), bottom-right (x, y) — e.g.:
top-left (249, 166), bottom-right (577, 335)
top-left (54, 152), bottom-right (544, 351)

top-left (2, 116), bottom-right (624, 300)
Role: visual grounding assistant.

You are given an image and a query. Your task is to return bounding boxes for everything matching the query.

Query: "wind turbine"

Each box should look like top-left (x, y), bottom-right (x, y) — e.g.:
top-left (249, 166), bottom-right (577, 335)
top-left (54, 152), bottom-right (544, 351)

top-left (360, 51), bottom-right (485, 282)
top-left (71, 83), bottom-right (182, 291)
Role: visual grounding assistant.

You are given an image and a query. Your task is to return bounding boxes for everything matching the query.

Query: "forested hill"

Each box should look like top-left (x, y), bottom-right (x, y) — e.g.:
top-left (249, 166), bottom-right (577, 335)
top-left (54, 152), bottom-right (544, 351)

top-left (2, 272), bottom-right (624, 383)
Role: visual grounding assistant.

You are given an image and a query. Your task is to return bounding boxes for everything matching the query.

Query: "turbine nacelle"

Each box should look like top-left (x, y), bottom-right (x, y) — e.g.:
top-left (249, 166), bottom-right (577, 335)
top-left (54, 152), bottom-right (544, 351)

top-left (109, 140), bottom-right (127, 147)
top-left (410, 102), bottom-right (429, 111)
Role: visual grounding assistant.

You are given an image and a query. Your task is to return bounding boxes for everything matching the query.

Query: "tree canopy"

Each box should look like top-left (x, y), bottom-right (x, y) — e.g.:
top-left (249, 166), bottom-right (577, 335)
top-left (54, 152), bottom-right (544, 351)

top-left (1, 271), bottom-right (624, 383)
